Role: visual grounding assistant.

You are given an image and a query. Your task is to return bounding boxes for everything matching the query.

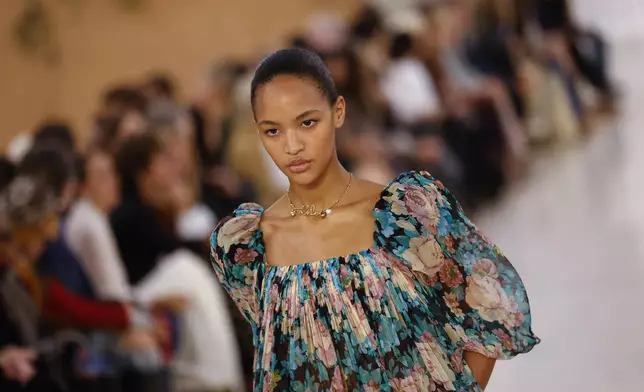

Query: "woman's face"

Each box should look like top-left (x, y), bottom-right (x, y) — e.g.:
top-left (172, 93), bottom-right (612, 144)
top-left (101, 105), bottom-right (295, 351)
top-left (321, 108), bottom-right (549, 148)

top-left (84, 152), bottom-right (121, 212)
top-left (254, 75), bottom-right (345, 186)
top-left (139, 150), bottom-right (176, 208)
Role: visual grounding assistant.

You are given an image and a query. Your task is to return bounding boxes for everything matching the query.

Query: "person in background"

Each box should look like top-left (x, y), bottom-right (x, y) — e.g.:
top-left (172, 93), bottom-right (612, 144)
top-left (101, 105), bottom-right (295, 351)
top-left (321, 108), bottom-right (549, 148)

top-left (0, 158), bottom-right (46, 392)
top-left (32, 120), bottom-right (77, 153)
top-left (17, 146), bottom-right (79, 216)
top-left (191, 61), bottom-right (251, 218)
top-left (380, 32), bottom-right (443, 126)
top-left (321, 47), bottom-right (389, 173)
top-left (63, 146), bottom-right (239, 391)
top-left (143, 73), bottom-right (177, 104)
top-left (531, 0), bottom-right (616, 112)
top-left (110, 133), bottom-right (187, 285)
top-left (94, 111), bottom-right (149, 153)
top-left (0, 174), bottom-right (169, 392)
top-left (94, 85), bottom-right (149, 149)
top-left (349, 6), bottom-right (391, 116)
top-left (438, 1), bottom-right (528, 162)
top-left (65, 150), bottom-right (131, 302)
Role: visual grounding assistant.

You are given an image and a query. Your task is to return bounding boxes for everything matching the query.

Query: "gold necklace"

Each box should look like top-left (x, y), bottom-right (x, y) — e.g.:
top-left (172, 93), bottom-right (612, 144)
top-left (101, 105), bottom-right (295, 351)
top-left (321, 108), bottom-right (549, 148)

top-left (287, 174), bottom-right (353, 219)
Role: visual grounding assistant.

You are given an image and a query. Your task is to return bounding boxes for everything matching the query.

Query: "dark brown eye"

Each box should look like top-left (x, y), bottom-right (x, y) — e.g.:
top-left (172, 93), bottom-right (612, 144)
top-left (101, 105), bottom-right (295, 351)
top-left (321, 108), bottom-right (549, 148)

top-left (301, 119), bottom-right (317, 128)
top-left (265, 129), bottom-right (280, 136)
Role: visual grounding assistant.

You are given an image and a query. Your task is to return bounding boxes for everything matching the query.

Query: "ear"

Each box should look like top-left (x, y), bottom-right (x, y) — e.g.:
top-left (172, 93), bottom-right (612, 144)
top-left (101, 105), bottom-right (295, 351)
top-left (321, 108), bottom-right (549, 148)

top-left (332, 96), bottom-right (346, 130)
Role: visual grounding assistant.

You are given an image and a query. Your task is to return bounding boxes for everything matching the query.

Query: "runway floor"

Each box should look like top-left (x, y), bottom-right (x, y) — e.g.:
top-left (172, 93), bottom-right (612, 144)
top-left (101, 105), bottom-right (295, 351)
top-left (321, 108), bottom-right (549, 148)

top-left (479, 41), bottom-right (644, 391)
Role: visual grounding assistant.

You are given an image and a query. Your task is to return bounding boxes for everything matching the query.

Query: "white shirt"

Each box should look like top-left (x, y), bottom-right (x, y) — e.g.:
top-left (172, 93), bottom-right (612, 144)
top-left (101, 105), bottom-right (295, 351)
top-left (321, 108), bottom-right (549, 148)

top-left (380, 58), bottom-right (442, 125)
top-left (64, 199), bottom-right (132, 301)
top-left (134, 250), bottom-right (244, 390)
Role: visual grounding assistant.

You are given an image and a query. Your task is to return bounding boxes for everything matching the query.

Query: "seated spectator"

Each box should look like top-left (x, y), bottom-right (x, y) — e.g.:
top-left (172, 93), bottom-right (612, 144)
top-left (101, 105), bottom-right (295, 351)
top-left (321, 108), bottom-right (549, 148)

top-left (65, 150), bottom-right (131, 302)
top-left (111, 133), bottom-right (184, 285)
top-left (94, 85), bottom-right (149, 149)
top-left (531, 0), bottom-right (616, 112)
top-left (349, 6), bottom-right (391, 119)
top-left (94, 111), bottom-right (148, 153)
top-left (438, 1), bottom-right (528, 160)
top-left (32, 120), bottom-right (76, 153)
top-left (110, 134), bottom-right (245, 391)
top-left (0, 174), bottom-right (170, 391)
top-left (380, 32), bottom-right (443, 126)
top-left (17, 146), bottom-right (78, 216)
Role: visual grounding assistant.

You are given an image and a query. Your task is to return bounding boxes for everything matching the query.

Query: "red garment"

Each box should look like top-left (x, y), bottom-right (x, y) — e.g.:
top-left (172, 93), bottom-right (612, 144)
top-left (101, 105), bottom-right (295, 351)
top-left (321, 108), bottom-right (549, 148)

top-left (41, 278), bottom-right (129, 331)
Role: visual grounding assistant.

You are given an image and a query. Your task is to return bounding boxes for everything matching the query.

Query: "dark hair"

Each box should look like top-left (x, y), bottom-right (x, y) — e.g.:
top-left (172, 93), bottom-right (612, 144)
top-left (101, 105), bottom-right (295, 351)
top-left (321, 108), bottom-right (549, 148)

top-left (389, 33), bottom-right (414, 59)
top-left (351, 7), bottom-right (383, 40)
top-left (17, 146), bottom-right (75, 197)
top-left (0, 158), bottom-right (16, 193)
top-left (113, 133), bottom-right (163, 195)
top-left (74, 154), bottom-right (88, 184)
top-left (321, 48), bottom-right (365, 108)
top-left (1, 175), bottom-right (58, 229)
top-left (290, 35), bottom-right (313, 51)
top-left (94, 114), bottom-right (123, 151)
top-left (102, 85), bottom-right (147, 114)
top-left (250, 48), bottom-right (339, 110)
top-left (146, 73), bottom-right (175, 99)
top-left (33, 120), bottom-right (76, 151)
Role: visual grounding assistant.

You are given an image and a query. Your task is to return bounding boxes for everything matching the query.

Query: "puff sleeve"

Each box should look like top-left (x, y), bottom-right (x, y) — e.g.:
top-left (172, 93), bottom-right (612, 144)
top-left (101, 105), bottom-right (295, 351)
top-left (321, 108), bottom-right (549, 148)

top-left (209, 203), bottom-right (265, 328)
top-left (375, 171), bottom-right (539, 359)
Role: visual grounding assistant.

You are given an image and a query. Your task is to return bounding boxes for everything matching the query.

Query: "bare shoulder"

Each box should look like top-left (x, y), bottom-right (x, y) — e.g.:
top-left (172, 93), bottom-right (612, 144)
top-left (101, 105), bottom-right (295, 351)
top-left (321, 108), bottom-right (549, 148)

top-left (259, 195), bottom-right (291, 235)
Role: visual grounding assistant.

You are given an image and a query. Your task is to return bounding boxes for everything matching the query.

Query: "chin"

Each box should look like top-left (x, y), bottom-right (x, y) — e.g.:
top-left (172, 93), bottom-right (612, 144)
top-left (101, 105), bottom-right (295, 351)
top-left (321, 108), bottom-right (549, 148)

top-left (285, 169), bottom-right (320, 186)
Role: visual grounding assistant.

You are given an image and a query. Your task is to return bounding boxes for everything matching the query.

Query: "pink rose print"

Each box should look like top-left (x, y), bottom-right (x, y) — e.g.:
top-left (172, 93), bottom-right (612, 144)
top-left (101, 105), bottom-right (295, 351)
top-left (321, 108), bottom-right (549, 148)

top-left (403, 185), bottom-right (440, 231)
top-left (234, 247), bottom-right (258, 264)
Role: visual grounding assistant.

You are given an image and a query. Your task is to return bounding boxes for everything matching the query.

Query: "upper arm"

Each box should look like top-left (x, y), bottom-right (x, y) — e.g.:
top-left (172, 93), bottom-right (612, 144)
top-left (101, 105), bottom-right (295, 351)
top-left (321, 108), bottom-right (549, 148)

top-left (464, 351), bottom-right (496, 389)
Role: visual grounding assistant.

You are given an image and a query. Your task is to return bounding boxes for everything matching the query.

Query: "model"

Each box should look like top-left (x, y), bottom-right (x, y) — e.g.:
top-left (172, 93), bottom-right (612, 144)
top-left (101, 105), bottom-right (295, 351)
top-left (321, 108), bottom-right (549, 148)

top-left (210, 48), bottom-right (539, 391)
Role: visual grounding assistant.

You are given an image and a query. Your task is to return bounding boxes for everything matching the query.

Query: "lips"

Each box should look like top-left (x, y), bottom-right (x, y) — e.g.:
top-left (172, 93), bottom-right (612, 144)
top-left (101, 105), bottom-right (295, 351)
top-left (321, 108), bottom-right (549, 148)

top-left (287, 159), bottom-right (311, 174)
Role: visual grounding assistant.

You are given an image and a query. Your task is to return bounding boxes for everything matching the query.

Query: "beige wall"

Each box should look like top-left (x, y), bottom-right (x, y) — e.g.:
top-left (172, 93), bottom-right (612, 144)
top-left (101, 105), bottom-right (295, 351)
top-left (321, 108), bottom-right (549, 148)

top-left (0, 0), bottom-right (358, 148)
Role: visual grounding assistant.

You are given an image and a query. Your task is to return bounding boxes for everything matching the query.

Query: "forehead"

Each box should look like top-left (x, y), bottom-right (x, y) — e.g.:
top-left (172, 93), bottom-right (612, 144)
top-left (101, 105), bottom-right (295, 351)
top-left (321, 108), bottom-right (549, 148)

top-left (254, 75), bottom-right (328, 120)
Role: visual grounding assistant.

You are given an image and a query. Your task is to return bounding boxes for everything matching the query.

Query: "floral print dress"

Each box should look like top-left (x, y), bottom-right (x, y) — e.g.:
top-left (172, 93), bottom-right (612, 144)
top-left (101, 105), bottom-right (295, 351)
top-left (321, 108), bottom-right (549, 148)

top-left (210, 171), bottom-right (539, 391)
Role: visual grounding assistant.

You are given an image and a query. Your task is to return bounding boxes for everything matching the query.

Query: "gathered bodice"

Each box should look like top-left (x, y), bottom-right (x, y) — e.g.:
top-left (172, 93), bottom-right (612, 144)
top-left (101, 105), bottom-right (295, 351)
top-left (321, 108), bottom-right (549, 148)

top-left (210, 171), bottom-right (539, 391)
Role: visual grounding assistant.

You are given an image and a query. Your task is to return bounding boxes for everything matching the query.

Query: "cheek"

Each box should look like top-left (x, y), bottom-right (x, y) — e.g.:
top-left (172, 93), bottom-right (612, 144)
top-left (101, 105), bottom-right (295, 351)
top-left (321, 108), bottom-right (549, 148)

top-left (260, 140), bottom-right (286, 169)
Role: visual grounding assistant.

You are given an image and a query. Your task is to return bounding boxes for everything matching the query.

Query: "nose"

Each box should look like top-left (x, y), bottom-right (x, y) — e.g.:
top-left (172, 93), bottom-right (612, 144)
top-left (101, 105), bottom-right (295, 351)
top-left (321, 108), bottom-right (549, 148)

top-left (284, 129), bottom-right (304, 155)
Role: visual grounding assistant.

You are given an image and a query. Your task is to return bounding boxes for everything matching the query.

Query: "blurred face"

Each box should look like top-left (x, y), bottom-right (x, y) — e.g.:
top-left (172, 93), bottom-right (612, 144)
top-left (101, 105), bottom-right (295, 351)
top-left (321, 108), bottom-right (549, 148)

top-left (254, 75), bottom-right (345, 186)
top-left (118, 110), bottom-right (148, 140)
top-left (84, 152), bottom-right (120, 212)
top-left (139, 150), bottom-right (176, 208)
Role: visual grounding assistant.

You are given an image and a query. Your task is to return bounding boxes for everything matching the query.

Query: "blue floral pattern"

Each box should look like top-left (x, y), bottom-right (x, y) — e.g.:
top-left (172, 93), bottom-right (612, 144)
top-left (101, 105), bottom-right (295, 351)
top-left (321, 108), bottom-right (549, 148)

top-left (210, 171), bottom-right (539, 391)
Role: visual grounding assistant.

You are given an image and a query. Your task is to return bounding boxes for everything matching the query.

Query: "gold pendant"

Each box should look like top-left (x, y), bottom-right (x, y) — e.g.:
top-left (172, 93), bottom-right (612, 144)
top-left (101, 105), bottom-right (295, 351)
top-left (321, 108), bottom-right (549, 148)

top-left (290, 206), bottom-right (331, 218)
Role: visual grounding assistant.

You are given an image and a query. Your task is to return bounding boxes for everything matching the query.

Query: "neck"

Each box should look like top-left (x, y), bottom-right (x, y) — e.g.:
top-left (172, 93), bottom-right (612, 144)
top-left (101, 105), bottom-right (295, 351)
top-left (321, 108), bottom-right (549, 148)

top-left (289, 159), bottom-right (350, 208)
top-left (83, 195), bottom-right (110, 215)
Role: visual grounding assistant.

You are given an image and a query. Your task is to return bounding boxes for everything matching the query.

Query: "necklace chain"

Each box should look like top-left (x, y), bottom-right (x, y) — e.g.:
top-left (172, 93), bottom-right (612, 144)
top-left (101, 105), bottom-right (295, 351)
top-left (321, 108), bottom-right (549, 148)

top-left (287, 174), bottom-right (353, 219)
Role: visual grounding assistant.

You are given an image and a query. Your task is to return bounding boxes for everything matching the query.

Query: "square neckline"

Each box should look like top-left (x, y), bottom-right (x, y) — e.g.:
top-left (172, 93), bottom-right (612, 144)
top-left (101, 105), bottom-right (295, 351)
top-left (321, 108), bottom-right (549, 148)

top-left (254, 177), bottom-right (397, 269)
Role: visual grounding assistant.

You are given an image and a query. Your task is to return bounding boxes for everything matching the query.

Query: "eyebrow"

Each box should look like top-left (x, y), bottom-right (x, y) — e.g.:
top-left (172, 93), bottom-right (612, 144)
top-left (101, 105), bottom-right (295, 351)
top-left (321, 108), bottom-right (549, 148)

top-left (257, 109), bottom-right (321, 127)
